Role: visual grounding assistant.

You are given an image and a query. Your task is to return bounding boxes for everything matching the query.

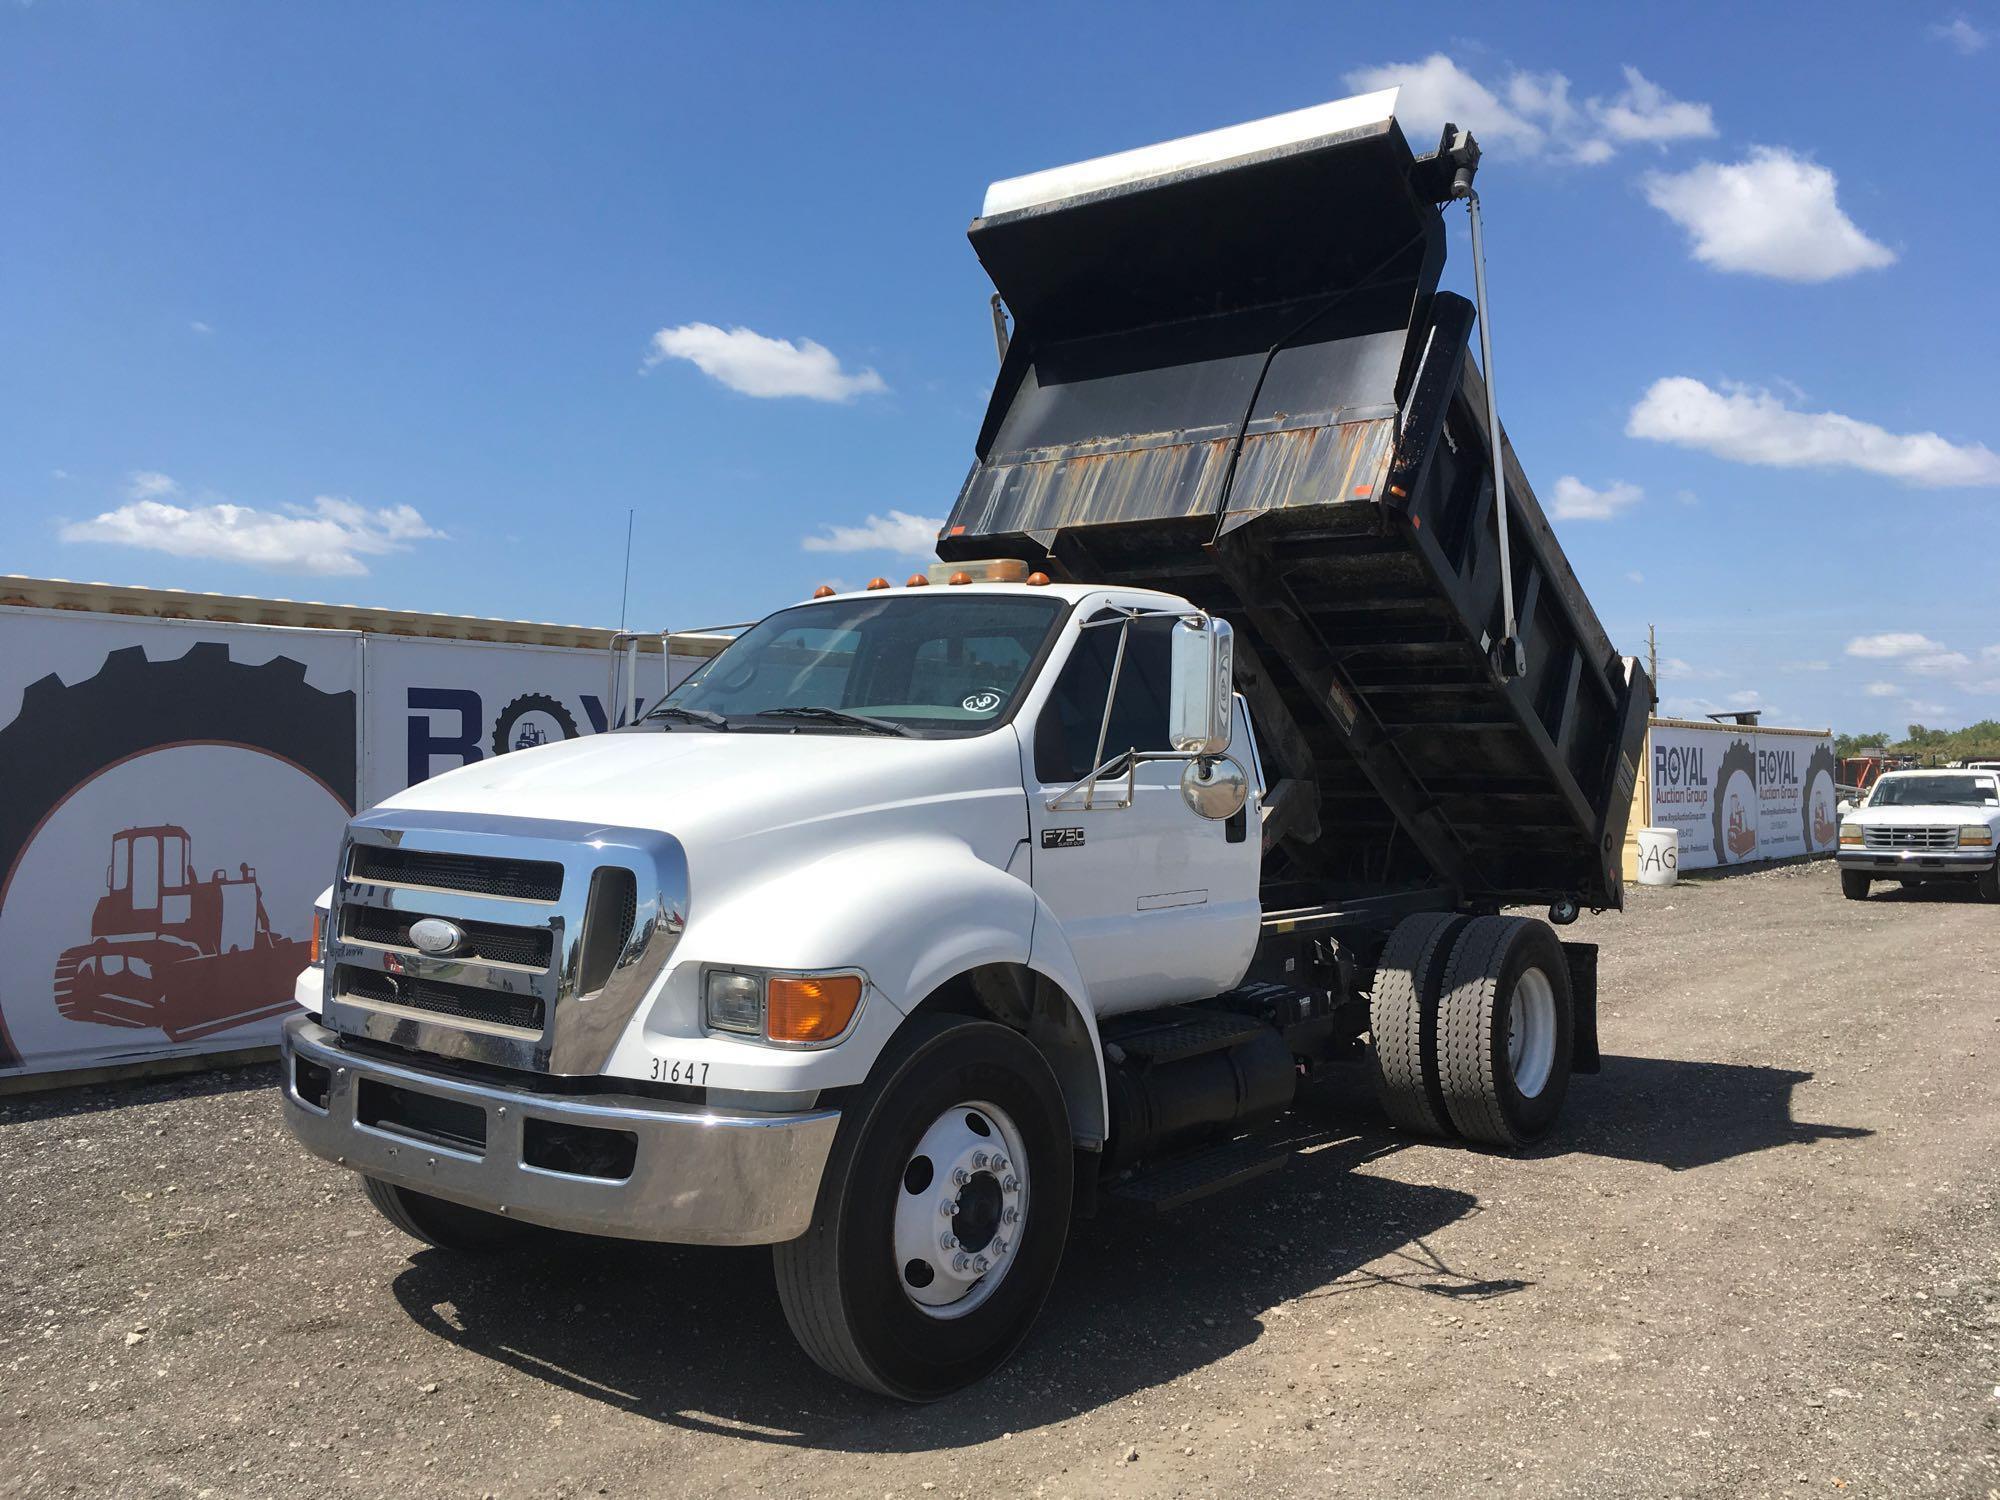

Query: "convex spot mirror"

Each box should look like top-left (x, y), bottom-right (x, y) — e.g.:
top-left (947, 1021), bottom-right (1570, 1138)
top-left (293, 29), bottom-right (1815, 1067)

top-left (1168, 616), bottom-right (1234, 757)
top-left (1181, 756), bottom-right (1249, 821)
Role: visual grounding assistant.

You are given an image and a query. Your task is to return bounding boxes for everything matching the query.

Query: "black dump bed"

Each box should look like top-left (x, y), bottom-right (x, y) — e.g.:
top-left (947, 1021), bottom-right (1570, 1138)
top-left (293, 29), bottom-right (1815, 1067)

top-left (939, 102), bottom-right (1651, 911)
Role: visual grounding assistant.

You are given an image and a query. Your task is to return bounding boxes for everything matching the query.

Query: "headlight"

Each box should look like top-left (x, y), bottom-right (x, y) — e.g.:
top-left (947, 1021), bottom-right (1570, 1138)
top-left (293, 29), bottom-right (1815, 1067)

top-left (1838, 825), bottom-right (1863, 846)
top-left (703, 970), bottom-right (764, 1034)
top-left (703, 968), bottom-right (866, 1045)
top-left (1959, 826), bottom-right (1993, 847)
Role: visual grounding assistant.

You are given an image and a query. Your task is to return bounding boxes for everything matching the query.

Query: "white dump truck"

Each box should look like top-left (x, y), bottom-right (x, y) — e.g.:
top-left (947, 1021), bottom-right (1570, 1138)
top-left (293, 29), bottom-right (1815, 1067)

top-left (280, 90), bottom-right (1651, 1399)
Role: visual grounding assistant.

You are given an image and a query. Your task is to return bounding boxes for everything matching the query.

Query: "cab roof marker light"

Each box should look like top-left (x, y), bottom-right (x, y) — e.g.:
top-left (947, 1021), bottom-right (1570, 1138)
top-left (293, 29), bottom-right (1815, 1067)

top-left (979, 87), bottom-right (1401, 219)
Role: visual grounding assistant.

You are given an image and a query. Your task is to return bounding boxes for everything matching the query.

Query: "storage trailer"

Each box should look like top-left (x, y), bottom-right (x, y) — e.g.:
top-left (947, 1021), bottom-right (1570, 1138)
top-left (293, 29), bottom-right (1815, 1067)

top-left (280, 89), bottom-right (1652, 1400)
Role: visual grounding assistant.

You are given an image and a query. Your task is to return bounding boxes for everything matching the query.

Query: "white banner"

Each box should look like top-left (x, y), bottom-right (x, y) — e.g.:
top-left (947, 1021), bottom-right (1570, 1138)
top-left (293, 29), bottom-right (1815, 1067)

top-left (1646, 721), bottom-right (1837, 872)
top-left (0, 608), bottom-right (710, 1078)
top-left (0, 612), bottom-right (361, 1076)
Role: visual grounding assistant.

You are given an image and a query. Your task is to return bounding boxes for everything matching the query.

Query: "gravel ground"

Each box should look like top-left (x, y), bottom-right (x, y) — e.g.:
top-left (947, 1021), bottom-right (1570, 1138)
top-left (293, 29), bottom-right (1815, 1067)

top-left (4, 860), bottom-right (1997, 1499)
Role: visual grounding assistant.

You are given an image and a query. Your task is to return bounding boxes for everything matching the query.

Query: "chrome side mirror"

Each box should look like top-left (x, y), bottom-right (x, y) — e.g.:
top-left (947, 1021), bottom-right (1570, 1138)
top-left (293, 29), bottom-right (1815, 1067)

top-left (1168, 616), bottom-right (1234, 756)
top-left (1181, 756), bottom-right (1249, 820)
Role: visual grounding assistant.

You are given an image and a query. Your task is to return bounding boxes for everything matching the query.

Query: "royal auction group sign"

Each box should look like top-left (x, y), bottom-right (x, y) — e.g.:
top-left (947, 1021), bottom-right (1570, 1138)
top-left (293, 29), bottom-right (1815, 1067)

top-left (1646, 719), bottom-right (1838, 872)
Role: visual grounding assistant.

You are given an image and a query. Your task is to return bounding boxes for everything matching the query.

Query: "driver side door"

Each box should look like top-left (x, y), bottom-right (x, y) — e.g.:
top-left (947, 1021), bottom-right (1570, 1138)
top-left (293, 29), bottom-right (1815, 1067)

top-left (1022, 609), bottom-right (1260, 1016)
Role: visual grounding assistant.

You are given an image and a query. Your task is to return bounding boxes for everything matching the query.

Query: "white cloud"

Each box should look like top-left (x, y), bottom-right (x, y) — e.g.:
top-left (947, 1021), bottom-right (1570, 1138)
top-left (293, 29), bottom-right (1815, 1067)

top-left (1863, 682), bottom-right (1900, 697)
top-left (645, 323), bottom-right (886, 402)
top-left (1933, 16), bottom-right (1989, 53)
top-left (127, 470), bottom-right (180, 499)
top-left (1346, 54), bottom-right (1550, 155)
top-left (1627, 377), bottom-right (2000, 487)
top-left (1907, 650), bottom-right (1973, 677)
top-left (1846, 632), bottom-right (1946, 660)
top-left (1625, 570), bottom-right (1644, 584)
top-left (1550, 475), bottom-right (1643, 520)
top-left (50, 468), bottom-right (69, 481)
top-left (1345, 55), bottom-right (1712, 165)
top-left (190, 320), bottom-right (213, 335)
top-left (1660, 657), bottom-right (1724, 681)
top-left (1588, 67), bottom-right (1716, 146)
top-left (61, 480), bottom-right (444, 576)
top-left (1642, 148), bottom-right (1894, 281)
top-left (801, 510), bottom-right (942, 555)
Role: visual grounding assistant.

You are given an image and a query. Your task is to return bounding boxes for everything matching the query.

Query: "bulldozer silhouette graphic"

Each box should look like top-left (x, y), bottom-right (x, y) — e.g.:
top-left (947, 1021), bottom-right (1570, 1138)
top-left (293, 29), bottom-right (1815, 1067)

top-left (52, 824), bottom-right (308, 1043)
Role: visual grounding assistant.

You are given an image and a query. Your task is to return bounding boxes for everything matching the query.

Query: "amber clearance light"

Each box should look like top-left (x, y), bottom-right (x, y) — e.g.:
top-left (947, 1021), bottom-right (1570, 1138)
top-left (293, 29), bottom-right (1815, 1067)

top-left (766, 974), bottom-right (864, 1044)
top-left (310, 911), bottom-right (322, 964)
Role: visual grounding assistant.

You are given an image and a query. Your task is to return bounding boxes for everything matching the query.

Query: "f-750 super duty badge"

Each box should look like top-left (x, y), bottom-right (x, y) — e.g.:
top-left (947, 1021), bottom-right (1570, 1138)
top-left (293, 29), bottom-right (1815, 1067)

top-left (1041, 827), bottom-right (1085, 849)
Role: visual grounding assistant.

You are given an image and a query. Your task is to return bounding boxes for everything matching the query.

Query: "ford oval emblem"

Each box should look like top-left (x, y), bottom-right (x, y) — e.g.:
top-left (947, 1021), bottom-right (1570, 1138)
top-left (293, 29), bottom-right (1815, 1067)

top-left (409, 917), bottom-right (466, 956)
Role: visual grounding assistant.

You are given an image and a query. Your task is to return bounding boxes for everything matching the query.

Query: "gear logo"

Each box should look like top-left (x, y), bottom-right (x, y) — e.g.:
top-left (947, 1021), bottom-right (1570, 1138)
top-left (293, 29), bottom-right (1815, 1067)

top-left (489, 693), bottom-right (579, 756)
top-left (1712, 738), bottom-right (1758, 864)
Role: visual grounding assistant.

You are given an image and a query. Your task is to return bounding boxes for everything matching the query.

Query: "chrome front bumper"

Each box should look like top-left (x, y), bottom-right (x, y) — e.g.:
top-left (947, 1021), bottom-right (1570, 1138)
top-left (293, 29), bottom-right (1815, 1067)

top-left (1836, 847), bottom-right (1994, 875)
top-left (279, 1015), bottom-right (839, 1245)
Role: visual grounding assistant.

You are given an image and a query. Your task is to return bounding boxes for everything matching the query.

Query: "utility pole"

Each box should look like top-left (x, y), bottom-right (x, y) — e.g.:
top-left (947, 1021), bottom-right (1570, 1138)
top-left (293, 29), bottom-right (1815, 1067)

top-left (1646, 624), bottom-right (1659, 710)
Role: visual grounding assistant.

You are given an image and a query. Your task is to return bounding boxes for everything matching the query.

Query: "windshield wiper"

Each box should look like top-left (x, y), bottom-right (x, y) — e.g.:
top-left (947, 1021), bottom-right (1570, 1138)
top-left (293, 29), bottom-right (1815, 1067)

top-left (749, 706), bottom-right (916, 738)
top-left (645, 704), bottom-right (729, 729)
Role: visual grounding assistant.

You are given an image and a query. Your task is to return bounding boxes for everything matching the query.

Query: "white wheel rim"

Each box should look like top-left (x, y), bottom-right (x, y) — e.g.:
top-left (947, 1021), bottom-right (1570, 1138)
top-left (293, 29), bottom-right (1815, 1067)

top-left (892, 1100), bottom-right (1029, 1320)
top-left (1508, 967), bottom-right (1557, 1099)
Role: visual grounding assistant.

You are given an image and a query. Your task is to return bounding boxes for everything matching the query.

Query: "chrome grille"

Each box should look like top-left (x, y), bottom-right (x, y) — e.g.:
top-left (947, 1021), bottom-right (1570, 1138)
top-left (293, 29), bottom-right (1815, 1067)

top-left (325, 811), bottom-right (686, 1075)
top-left (1863, 825), bottom-right (1957, 850)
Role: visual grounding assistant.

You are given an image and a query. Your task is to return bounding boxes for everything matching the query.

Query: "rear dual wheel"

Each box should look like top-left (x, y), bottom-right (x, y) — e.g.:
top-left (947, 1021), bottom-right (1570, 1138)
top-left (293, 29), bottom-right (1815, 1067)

top-left (1370, 914), bottom-right (1574, 1148)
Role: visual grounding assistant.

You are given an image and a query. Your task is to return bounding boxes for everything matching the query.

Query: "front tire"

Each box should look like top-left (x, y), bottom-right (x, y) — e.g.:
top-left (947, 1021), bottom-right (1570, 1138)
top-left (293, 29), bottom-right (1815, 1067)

top-left (1977, 860), bottom-right (2000, 903)
top-left (1841, 870), bottom-right (1872, 901)
top-left (360, 1176), bottom-right (525, 1252)
top-left (774, 1015), bottom-right (1073, 1400)
top-left (1435, 917), bottom-right (1574, 1148)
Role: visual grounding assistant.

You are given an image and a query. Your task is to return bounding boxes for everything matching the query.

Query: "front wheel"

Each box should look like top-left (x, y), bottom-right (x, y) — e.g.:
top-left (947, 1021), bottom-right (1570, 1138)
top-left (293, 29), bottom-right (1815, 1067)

top-left (1841, 869), bottom-right (1872, 901)
top-left (774, 1015), bottom-right (1074, 1400)
top-left (1977, 860), bottom-right (2000, 903)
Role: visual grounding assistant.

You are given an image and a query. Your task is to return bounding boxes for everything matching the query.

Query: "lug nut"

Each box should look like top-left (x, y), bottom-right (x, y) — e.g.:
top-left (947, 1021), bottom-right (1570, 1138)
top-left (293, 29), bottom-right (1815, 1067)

top-left (1001, 1174), bottom-right (1019, 1193)
top-left (1002, 1205), bottom-right (1020, 1224)
top-left (940, 1198), bottom-right (959, 1217)
top-left (972, 1151), bottom-right (990, 1169)
top-left (940, 1232), bottom-right (958, 1251)
top-left (989, 1155), bottom-right (1009, 1174)
top-left (974, 1255), bottom-right (990, 1273)
top-left (953, 1253), bottom-right (973, 1273)
top-left (953, 1167), bottom-right (971, 1186)
top-left (991, 1238), bottom-right (1009, 1256)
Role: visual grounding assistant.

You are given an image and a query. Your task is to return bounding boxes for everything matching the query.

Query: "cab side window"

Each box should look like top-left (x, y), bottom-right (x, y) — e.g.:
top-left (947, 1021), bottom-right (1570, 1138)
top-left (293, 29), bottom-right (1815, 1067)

top-left (1034, 612), bottom-right (1174, 783)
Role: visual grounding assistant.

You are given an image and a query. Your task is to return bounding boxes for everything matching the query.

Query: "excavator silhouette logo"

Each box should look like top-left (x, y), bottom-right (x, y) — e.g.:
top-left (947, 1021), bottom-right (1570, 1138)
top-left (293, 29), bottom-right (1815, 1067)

top-left (52, 825), bottom-right (306, 1043)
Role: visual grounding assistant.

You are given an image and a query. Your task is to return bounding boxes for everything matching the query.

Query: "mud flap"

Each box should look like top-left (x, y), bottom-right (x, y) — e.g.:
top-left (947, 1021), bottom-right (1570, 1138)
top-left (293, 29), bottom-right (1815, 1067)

top-left (1562, 940), bottom-right (1600, 1074)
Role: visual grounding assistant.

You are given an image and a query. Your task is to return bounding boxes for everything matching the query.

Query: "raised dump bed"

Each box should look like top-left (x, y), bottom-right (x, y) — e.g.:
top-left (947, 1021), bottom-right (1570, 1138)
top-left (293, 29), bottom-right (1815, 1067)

top-left (939, 91), bottom-right (1651, 912)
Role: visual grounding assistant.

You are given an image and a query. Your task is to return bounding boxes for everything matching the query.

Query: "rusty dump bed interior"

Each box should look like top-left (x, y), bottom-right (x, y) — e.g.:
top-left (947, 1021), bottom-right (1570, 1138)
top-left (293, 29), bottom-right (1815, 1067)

top-left (940, 107), bottom-right (1651, 911)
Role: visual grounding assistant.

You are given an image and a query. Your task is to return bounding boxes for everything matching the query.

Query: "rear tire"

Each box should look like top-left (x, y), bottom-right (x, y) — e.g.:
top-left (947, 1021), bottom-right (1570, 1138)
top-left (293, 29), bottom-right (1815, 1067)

top-left (773, 1015), bottom-right (1073, 1400)
top-left (360, 1175), bottom-right (524, 1252)
top-left (1841, 870), bottom-right (1872, 901)
top-left (1435, 917), bottom-right (1574, 1148)
top-left (1367, 913), bottom-right (1467, 1137)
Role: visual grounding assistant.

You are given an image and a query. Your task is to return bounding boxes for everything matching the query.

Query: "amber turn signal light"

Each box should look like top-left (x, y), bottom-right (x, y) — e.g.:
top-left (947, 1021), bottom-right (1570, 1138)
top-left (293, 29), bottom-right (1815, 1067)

top-left (766, 974), bottom-right (864, 1044)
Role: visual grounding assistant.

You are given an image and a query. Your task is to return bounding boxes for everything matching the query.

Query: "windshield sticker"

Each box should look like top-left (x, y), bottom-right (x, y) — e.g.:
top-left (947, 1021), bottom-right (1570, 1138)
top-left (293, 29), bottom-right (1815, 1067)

top-left (961, 690), bottom-right (1004, 714)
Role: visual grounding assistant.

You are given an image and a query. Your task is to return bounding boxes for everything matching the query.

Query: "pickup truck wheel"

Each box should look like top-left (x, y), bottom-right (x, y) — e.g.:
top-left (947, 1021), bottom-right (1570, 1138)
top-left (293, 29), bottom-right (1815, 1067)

top-left (1977, 861), bottom-right (2000, 902)
top-left (1840, 870), bottom-right (1872, 901)
top-left (359, 1175), bottom-right (524, 1252)
top-left (1367, 913), bottom-right (1467, 1137)
top-left (1435, 917), bottom-right (1574, 1148)
top-left (773, 1015), bottom-right (1072, 1401)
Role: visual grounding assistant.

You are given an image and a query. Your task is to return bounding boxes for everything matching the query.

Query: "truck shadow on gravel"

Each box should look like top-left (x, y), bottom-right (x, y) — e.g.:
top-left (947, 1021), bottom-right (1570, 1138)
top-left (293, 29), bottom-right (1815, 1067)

top-left (1541, 1055), bottom-right (1872, 1172)
top-left (388, 1128), bottom-right (1495, 1452)
top-left (382, 1055), bottom-right (1864, 1451)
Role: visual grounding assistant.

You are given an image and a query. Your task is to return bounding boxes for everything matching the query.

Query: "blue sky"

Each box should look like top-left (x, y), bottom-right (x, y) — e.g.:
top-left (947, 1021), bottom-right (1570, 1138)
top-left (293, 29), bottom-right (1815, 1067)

top-left (4, 1), bottom-right (1997, 734)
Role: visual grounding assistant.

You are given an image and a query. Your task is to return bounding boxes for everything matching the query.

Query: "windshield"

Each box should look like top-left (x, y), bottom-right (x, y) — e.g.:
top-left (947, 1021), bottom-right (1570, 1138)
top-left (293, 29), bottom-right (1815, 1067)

top-left (649, 594), bottom-right (1067, 737)
top-left (1868, 774), bottom-right (2000, 808)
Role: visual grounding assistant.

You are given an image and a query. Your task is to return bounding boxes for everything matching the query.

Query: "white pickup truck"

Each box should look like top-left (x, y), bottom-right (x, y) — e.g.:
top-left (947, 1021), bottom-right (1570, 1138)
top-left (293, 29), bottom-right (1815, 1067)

top-left (1836, 768), bottom-right (2000, 900)
top-left (278, 91), bottom-right (1651, 1398)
